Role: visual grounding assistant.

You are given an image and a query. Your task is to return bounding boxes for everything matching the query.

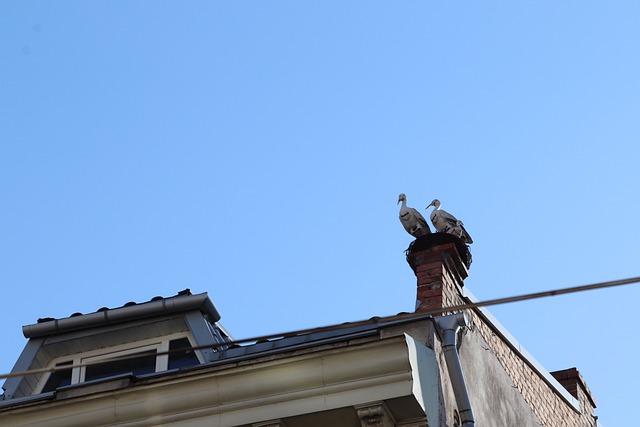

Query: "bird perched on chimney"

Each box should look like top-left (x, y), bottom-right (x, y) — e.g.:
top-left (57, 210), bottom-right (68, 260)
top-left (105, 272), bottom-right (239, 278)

top-left (398, 193), bottom-right (432, 238)
top-left (425, 199), bottom-right (473, 244)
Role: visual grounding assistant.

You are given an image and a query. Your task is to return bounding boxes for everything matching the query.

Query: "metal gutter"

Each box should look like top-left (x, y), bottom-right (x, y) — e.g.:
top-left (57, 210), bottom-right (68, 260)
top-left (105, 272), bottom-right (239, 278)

top-left (22, 292), bottom-right (221, 339)
top-left (0, 391), bottom-right (55, 409)
top-left (435, 313), bottom-right (475, 427)
top-left (0, 337), bottom-right (416, 426)
top-left (0, 318), bottom-right (404, 409)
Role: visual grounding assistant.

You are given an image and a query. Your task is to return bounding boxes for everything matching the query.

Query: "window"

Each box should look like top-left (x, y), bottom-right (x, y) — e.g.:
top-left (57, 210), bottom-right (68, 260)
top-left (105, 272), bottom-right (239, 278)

top-left (84, 350), bottom-right (157, 382)
top-left (168, 338), bottom-right (200, 370)
top-left (41, 361), bottom-right (73, 393)
top-left (36, 334), bottom-right (201, 394)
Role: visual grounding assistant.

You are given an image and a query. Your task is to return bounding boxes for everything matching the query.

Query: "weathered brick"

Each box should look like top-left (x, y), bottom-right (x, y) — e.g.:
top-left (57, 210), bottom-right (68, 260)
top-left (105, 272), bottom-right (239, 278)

top-left (407, 238), bottom-right (596, 427)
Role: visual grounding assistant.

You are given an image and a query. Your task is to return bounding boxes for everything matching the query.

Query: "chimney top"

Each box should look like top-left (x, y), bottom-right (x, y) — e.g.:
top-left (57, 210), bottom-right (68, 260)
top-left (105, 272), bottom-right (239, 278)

top-left (406, 233), bottom-right (472, 272)
top-left (405, 233), bottom-right (472, 313)
top-left (551, 367), bottom-right (597, 409)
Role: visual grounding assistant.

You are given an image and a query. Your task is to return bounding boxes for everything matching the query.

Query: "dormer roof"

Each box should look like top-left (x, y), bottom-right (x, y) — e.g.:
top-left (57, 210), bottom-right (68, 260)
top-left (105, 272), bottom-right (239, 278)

top-left (22, 289), bottom-right (221, 339)
top-left (1, 290), bottom-right (230, 401)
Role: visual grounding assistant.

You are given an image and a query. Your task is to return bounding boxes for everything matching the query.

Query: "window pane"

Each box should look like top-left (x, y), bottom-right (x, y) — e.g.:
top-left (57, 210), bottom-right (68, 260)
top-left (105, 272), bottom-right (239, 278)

top-left (85, 351), bottom-right (156, 382)
top-left (168, 338), bottom-right (200, 370)
top-left (42, 362), bottom-right (73, 392)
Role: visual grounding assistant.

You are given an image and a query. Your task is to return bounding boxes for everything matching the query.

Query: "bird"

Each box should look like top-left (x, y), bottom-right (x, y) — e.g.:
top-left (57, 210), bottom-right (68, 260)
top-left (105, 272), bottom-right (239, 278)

top-left (425, 199), bottom-right (473, 244)
top-left (398, 193), bottom-right (432, 238)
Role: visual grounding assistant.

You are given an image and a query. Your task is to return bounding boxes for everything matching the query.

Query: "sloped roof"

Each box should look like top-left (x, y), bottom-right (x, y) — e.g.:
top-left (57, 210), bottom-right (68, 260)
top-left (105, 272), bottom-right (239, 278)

top-left (1, 291), bottom-right (431, 410)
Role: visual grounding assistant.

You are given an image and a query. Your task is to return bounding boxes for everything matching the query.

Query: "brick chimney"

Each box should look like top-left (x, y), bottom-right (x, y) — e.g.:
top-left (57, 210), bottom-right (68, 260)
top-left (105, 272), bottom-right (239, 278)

top-left (550, 368), bottom-right (597, 414)
top-left (406, 233), bottom-right (472, 313)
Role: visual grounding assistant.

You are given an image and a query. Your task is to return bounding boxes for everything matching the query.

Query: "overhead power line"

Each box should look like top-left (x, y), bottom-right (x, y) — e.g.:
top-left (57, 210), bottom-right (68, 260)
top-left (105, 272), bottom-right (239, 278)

top-left (209, 275), bottom-right (640, 347)
top-left (1, 275), bottom-right (638, 381)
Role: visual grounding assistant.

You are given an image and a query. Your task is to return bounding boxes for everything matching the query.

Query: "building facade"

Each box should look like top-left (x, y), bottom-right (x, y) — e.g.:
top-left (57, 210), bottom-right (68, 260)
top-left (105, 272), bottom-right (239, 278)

top-left (0, 234), bottom-right (600, 426)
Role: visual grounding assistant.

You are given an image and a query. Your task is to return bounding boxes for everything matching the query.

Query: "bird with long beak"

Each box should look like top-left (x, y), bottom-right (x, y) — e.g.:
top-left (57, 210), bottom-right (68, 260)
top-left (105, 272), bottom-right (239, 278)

top-left (398, 193), bottom-right (431, 238)
top-left (426, 199), bottom-right (473, 244)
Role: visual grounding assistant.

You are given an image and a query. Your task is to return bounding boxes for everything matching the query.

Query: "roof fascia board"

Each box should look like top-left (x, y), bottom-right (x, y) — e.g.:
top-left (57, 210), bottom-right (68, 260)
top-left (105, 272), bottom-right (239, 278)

top-left (41, 315), bottom-right (188, 345)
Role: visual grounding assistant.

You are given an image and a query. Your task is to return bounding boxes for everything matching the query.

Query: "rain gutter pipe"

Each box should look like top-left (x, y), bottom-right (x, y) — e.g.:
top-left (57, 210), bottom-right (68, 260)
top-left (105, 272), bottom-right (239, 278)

top-left (435, 313), bottom-right (475, 427)
top-left (22, 292), bottom-right (221, 339)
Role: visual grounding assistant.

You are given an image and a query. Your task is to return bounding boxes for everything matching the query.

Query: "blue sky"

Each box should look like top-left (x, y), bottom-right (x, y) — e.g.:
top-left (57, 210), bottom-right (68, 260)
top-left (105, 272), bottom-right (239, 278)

top-left (1, 2), bottom-right (639, 425)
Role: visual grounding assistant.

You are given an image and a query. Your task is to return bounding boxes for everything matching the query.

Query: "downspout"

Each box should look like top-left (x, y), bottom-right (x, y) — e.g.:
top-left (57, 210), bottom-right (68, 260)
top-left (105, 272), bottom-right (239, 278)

top-left (435, 313), bottom-right (475, 427)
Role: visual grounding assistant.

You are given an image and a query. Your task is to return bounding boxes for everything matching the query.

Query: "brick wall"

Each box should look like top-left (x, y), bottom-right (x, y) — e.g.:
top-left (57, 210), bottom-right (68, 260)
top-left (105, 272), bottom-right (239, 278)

top-left (551, 368), bottom-right (597, 426)
top-left (406, 235), bottom-right (597, 427)
top-left (406, 239), bottom-right (468, 314)
top-left (468, 309), bottom-right (596, 427)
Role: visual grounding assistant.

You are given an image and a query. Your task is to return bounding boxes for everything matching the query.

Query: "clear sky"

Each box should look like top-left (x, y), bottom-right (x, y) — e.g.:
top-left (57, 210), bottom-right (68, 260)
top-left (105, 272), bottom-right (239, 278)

top-left (1, 2), bottom-right (639, 425)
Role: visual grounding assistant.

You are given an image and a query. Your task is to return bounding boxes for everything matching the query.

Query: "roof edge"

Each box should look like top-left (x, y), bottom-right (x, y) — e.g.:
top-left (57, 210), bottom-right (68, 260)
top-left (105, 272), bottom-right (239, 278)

top-left (22, 292), bottom-right (221, 339)
top-left (463, 287), bottom-right (581, 412)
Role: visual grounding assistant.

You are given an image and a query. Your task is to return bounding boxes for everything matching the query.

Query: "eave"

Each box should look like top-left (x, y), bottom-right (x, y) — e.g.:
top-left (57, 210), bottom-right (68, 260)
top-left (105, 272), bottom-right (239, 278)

top-left (0, 335), bottom-right (439, 427)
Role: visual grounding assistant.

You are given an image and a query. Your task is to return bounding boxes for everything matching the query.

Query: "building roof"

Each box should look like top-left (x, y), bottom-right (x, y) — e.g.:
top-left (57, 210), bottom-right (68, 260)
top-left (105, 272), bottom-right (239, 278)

top-left (1, 289), bottom-right (431, 410)
top-left (1, 286), bottom-right (593, 426)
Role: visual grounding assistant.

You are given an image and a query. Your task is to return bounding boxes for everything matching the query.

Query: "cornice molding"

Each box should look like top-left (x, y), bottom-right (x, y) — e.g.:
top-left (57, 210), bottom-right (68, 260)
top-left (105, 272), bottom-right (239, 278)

top-left (1, 336), bottom-right (424, 427)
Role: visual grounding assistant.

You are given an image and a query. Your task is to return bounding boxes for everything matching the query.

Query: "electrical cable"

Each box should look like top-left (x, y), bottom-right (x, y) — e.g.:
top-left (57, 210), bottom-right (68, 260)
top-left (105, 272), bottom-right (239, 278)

top-left (1, 275), bottom-right (638, 381)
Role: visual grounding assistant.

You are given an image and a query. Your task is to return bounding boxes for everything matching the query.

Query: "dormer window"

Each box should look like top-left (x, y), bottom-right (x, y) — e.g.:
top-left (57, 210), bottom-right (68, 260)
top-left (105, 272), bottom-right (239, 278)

top-left (82, 348), bottom-right (157, 383)
top-left (41, 361), bottom-right (73, 393)
top-left (2, 291), bottom-right (230, 402)
top-left (168, 338), bottom-right (201, 369)
top-left (36, 334), bottom-right (200, 394)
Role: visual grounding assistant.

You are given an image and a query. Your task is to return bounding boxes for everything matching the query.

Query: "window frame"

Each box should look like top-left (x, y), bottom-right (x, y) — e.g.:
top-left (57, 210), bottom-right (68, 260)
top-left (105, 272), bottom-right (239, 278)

top-left (35, 332), bottom-right (200, 394)
top-left (79, 343), bottom-right (162, 383)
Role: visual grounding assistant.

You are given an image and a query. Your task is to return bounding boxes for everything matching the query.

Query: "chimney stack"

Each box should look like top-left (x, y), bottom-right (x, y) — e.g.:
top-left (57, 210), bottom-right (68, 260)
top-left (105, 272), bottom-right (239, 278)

top-left (550, 368), bottom-right (597, 414)
top-left (406, 234), bottom-right (472, 313)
